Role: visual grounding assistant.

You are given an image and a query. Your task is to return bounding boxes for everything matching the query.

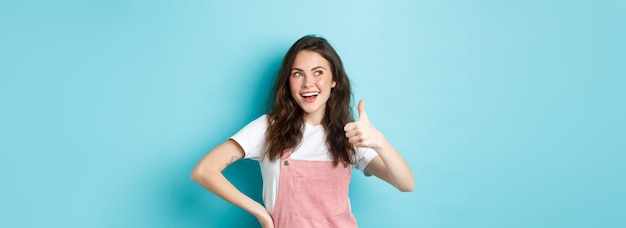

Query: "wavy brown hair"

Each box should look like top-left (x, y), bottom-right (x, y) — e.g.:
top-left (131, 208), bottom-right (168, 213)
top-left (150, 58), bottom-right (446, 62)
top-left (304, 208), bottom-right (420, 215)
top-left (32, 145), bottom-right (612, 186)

top-left (264, 35), bottom-right (355, 166)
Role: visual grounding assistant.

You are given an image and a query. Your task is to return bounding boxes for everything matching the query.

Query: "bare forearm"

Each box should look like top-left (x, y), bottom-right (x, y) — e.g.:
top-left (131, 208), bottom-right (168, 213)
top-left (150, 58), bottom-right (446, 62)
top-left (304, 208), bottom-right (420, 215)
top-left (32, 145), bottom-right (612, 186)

top-left (373, 139), bottom-right (415, 192)
top-left (345, 100), bottom-right (415, 191)
top-left (192, 170), bottom-right (268, 218)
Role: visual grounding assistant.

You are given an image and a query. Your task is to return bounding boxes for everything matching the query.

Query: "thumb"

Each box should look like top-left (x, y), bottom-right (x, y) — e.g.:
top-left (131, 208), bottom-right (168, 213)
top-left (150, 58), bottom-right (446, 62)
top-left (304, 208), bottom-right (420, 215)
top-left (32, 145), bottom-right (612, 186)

top-left (357, 99), bottom-right (368, 120)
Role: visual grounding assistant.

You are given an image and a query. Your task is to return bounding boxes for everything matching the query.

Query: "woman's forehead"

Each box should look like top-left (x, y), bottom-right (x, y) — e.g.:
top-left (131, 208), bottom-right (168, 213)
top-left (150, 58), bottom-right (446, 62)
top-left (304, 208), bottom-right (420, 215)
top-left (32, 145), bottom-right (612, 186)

top-left (291, 50), bottom-right (330, 70)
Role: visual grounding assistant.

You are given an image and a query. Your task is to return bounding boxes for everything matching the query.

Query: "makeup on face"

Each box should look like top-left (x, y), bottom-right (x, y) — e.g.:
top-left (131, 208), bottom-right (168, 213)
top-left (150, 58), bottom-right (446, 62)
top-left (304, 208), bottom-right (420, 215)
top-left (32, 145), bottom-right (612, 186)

top-left (289, 50), bottom-right (336, 122)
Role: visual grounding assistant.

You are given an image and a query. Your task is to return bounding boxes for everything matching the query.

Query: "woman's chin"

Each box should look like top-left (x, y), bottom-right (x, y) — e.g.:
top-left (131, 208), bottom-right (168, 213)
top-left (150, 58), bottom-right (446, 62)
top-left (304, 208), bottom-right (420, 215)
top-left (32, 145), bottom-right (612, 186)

top-left (300, 106), bottom-right (324, 116)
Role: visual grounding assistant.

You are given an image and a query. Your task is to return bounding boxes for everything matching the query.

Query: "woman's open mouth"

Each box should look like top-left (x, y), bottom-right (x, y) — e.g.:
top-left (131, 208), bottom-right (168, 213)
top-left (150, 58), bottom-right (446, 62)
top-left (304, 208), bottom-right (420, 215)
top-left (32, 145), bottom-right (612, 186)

top-left (301, 91), bottom-right (319, 103)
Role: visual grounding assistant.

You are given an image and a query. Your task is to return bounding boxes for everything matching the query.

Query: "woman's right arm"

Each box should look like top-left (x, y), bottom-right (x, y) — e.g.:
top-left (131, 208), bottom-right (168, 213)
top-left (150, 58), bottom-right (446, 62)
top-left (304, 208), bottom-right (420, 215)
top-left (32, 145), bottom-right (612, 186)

top-left (190, 139), bottom-right (273, 227)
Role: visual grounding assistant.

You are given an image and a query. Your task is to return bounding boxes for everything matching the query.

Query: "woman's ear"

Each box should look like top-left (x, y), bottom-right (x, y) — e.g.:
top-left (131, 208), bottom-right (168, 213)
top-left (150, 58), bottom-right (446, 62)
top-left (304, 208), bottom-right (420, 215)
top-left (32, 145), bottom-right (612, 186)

top-left (332, 81), bottom-right (337, 88)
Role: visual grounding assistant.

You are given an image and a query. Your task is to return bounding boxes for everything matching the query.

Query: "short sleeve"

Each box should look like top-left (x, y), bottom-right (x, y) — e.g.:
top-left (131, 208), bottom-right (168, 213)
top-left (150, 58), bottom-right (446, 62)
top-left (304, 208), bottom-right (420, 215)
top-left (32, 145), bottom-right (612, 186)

top-left (230, 115), bottom-right (268, 160)
top-left (354, 147), bottom-right (378, 175)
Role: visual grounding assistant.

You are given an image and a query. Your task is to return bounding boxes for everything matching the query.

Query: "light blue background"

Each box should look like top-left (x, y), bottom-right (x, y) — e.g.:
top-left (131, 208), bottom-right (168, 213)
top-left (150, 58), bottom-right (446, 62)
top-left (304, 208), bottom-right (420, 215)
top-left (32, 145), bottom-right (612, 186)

top-left (1, 0), bottom-right (625, 227)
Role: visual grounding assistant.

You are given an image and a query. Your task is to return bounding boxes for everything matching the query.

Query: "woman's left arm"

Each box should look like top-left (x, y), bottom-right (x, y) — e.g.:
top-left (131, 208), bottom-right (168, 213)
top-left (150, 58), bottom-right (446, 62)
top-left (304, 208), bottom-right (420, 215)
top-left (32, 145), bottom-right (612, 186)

top-left (344, 100), bottom-right (415, 192)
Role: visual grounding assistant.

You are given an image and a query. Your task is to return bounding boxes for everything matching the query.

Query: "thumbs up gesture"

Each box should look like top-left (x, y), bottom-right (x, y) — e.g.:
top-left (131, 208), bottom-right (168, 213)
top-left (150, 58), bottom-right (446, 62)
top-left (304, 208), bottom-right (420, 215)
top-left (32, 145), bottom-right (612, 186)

top-left (344, 99), bottom-right (385, 149)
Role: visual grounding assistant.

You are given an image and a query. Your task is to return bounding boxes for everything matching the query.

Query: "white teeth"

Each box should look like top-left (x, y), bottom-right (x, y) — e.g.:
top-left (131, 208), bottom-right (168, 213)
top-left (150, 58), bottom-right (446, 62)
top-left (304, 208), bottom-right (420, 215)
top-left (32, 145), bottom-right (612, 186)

top-left (301, 92), bottom-right (320, 97)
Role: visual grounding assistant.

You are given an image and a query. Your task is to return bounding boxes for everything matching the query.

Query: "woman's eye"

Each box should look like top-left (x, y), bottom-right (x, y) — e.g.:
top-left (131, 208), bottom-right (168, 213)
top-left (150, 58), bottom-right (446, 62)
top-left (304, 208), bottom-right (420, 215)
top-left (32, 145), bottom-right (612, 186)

top-left (293, 72), bottom-right (302, 77)
top-left (314, 71), bottom-right (322, 76)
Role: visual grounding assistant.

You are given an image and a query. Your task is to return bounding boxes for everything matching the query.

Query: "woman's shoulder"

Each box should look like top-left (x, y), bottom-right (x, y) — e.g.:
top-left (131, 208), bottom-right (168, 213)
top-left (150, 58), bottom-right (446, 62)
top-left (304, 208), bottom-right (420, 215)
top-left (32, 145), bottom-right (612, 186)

top-left (241, 114), bottom-right (270, 130)
top-left (255, 114), bottom-right (269, 122)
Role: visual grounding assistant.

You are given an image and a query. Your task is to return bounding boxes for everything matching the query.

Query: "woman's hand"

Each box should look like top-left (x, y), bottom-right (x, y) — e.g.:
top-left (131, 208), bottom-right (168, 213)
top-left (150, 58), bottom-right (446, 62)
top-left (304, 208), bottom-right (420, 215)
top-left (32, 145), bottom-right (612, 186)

top-left (345, 99), bottom-right (415, 192)
top-left (344, 99), bottom-right (385, 150)
top-left (191, 140), bottom-right (277, 226)
top-left (255, 210), bottom-right (274, 228)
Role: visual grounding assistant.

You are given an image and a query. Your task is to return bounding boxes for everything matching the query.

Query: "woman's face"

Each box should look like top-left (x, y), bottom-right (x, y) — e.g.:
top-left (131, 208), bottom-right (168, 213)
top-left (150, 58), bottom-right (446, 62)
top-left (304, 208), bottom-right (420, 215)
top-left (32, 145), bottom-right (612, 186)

top-left (289, 50), bottom-right (336, 123)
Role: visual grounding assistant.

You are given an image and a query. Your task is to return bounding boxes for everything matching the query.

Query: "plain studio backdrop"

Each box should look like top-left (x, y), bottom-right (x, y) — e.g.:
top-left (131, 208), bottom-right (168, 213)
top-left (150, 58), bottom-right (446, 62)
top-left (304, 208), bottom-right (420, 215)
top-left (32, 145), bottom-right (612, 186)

top-left (1, 1), bottom-right (624, 227)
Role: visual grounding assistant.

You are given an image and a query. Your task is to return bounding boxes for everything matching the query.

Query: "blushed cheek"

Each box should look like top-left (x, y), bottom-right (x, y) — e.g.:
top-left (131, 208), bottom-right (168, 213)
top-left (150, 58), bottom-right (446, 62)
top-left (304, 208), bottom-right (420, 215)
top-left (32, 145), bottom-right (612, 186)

top-left (316, 79), bottom-right (329, 89)
top-left (313, 81), bottom-right (320, 88)
top-left (289, 78), bottom-right (295, 87)
top-left (289, 79), bottom-right (299, 92)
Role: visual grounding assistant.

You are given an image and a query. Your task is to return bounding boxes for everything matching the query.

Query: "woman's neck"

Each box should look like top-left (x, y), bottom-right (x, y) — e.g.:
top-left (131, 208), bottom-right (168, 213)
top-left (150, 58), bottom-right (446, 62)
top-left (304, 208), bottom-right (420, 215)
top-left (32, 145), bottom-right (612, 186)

top-left (302, 112), bottom-right (324, 126)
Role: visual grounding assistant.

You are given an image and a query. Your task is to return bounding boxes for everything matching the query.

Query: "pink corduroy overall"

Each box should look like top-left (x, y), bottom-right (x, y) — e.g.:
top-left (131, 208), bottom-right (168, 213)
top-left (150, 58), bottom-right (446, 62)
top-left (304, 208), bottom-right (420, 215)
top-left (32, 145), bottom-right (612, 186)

top-left (272, 151), bottom-right (358, 228)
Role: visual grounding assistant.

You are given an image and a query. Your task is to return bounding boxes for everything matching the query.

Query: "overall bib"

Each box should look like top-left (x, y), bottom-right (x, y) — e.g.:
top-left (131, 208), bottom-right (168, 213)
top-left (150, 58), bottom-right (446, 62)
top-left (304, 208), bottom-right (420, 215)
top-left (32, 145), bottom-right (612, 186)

top-left (272, 151), bottom-right (358, 228)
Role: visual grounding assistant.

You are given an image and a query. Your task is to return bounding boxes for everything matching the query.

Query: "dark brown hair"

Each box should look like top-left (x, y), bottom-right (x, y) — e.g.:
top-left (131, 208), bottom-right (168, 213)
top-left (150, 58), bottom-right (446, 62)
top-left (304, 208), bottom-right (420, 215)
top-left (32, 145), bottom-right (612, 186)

top-left (265, 35), bottom-right (355, 165)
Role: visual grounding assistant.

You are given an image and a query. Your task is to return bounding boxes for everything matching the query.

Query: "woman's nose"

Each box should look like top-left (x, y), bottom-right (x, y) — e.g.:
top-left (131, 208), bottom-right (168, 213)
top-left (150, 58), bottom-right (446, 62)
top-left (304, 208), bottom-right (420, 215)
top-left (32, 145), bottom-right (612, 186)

top-left (302, 74), bottom-right (314, 87)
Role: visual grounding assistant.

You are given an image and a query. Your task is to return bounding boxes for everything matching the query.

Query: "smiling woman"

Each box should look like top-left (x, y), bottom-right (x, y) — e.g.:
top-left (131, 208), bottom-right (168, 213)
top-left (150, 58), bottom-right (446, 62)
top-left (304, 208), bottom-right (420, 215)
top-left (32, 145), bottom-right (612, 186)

top-left (289, 50), bottom-right (337, 126)
top-left (3, 0), bottom-right (624, 227)
top-left (191, 35), bottom-right (414, 228)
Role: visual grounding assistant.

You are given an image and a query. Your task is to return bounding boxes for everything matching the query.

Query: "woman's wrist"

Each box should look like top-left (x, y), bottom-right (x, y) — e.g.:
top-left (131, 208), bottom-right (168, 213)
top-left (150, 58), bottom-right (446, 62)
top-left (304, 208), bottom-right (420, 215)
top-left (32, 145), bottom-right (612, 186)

top-left (371, 134), bottom-right (389, 152)
top-left (253, 206), bottom-right (273, 227)
top-left (250, 203), bottom-right (270, 219)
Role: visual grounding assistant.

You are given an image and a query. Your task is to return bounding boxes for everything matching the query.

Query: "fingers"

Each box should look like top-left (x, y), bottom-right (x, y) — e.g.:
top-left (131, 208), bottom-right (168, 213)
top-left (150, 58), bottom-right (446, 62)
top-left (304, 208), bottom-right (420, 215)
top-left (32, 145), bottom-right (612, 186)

top-left (345, 128), bottom-right (361, 138)
top-left (348, 134), bottom-right (371, 148)
top-left (345, 123), bottom-right (368, 147)
top-left (348, 136), bottom-right (364, 145)
top-left (345, 99), bottom-right (373, 147)
top-left (344, 122), bottom-right (356, 132)
top-left (358, 99), bottom-right (368, 121)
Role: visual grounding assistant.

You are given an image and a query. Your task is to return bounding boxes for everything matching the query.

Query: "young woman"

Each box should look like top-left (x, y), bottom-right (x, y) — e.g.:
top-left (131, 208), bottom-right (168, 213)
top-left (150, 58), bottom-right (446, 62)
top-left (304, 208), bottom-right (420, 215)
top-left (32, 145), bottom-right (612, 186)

top-left (191, 35), bottom-right (414, 228)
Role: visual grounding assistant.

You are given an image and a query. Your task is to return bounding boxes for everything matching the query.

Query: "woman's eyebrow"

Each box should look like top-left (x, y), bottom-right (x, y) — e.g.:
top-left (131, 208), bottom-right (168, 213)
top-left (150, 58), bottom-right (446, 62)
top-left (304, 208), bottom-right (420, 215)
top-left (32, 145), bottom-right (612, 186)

top-left (311, 66), bottom-right (326, 71)
top-left (291, 66), bottom-right (327, 71)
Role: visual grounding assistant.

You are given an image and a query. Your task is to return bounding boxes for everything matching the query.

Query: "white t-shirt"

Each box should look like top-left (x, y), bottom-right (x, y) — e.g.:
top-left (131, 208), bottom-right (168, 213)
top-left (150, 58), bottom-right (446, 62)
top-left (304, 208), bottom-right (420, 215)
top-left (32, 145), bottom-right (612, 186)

top-left (231, 114), bottom-right (378, 213)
